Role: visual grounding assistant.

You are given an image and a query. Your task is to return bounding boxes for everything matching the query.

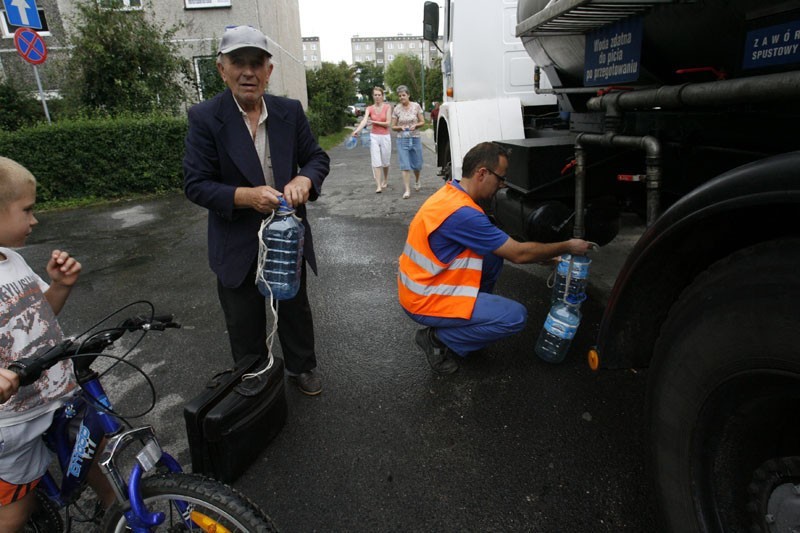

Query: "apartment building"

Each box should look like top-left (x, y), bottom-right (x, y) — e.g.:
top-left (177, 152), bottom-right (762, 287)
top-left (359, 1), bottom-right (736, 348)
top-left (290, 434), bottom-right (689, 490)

top-left (0, 0), bottom-right (307, 105)
top-left (350, 34), bottom-right (442, 69)
top-left (302, 36), bottom-right (321, 70)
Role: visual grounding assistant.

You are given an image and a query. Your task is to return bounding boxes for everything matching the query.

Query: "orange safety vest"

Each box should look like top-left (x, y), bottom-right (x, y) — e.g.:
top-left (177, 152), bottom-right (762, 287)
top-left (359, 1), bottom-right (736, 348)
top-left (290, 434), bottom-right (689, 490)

top-left (398, 183), bottom-right (484, 319)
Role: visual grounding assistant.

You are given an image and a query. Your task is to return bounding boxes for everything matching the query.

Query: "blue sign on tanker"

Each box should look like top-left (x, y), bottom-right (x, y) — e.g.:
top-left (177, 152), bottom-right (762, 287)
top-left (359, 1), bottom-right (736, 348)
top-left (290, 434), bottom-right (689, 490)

top-left (583, 16), bottom-right (643, 87)
top-left (742, 20), bottom-right (800, 69)
top-left (3, 0), bottom-right (42, 30)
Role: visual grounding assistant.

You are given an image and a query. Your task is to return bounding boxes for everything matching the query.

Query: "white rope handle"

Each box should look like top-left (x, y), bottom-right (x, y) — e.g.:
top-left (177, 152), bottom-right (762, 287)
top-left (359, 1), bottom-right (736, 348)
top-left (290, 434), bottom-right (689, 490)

top-left (244, 213), bottom-right (280, 380)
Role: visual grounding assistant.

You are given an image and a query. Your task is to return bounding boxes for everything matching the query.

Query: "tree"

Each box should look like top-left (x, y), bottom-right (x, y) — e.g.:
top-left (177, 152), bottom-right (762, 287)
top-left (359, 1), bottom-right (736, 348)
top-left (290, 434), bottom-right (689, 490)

top-left (306, 61), bottom-right (356, 136)
top-left (425, 57), bottom-right (443, 108)
top-left (353, 62), bottom-right (385, 100)
top-left (384, 55), bottom-right (424, 103)
top-left (63, 0), bottom-right (190, 115)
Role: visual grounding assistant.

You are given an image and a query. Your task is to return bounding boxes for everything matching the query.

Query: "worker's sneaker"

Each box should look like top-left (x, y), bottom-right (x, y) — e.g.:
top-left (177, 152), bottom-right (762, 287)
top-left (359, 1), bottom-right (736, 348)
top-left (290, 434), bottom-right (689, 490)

top-left (415, 327), bottom-right (459, 375)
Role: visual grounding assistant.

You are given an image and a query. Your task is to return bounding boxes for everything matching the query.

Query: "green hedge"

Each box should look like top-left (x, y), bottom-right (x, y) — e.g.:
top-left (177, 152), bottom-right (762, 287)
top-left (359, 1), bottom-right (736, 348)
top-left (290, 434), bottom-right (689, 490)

top-left (0, 115), bottom-right (188, 204)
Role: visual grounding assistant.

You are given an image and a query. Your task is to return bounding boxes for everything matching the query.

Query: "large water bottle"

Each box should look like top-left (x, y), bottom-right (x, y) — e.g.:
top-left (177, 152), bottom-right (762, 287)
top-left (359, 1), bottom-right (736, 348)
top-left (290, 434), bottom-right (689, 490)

top-left (257, 197), bottom-right (305, 300)
top-left (534, 298), bottom-right (582, 364)
top-left (550, 255), bottom-right (591, 306)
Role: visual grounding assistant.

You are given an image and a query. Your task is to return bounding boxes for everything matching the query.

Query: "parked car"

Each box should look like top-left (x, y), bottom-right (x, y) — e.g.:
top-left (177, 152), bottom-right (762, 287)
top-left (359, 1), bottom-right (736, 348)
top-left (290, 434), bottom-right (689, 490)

top-left (354, 103), bottom-right (366, 116)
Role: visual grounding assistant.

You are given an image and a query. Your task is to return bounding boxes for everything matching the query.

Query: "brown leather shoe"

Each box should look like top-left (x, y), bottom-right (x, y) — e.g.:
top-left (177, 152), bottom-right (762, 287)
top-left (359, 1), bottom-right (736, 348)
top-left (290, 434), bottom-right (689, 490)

top-left (415, 328), bottom-right (459, 375)
top-left (292, 371), bottom-right (322, 396)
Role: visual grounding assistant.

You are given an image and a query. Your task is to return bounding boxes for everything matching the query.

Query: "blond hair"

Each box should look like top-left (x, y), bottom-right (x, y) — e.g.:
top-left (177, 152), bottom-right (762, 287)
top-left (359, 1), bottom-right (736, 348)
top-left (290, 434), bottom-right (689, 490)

top-left (0, 157), bottom-right (36, 208)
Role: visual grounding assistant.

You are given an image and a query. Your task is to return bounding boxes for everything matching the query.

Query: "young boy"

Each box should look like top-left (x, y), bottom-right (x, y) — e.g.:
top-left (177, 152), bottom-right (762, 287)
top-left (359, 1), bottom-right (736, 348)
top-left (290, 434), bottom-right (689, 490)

top-left (0, 156), bottom-right (104, 531)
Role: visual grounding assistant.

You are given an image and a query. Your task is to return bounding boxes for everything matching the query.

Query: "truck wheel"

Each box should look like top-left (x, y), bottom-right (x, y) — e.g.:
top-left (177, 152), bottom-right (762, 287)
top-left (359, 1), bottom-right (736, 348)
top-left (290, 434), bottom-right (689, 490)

top-left (441, 142), bottom-right (452, 182)
top-left (649, 238), bottom-right (800, 532)
top-left (747, 456), bottom-right (800, 531)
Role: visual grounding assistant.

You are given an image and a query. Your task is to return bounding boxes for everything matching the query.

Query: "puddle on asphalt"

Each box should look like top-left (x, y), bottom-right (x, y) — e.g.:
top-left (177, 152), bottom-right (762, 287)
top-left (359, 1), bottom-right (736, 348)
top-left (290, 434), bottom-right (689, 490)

top-left (110, 206), bottom-right (156, 228)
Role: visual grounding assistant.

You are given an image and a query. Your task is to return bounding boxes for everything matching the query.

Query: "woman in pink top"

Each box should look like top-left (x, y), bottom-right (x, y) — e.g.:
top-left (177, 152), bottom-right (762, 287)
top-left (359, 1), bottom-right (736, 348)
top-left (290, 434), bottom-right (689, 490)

top-left (353, 87), bottom-right (393, 193)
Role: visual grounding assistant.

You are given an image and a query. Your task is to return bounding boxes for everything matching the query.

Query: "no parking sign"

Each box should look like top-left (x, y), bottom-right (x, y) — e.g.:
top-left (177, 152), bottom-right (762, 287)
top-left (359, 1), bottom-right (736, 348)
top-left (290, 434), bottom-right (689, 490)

top-left (12, 27), bottom-right (51, 123)
top-left (14, 27), bottom-right (48, 65)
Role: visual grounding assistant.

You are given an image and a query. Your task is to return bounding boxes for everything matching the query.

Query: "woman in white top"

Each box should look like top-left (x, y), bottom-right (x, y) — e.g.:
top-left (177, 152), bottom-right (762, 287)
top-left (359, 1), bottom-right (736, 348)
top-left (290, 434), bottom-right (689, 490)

top-left (353, 87), bottom-right (393, 193)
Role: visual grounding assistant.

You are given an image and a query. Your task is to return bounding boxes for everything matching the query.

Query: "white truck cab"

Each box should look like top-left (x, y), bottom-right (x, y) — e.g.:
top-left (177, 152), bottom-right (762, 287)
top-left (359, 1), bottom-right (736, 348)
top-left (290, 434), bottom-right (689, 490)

top-left (434, 0), bottom-right (555, 179)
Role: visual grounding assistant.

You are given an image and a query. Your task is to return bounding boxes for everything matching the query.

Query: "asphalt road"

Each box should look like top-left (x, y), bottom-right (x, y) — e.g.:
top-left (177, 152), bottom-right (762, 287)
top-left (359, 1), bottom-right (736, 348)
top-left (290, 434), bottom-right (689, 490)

top-left (24, 131), bottom-right (655, 531)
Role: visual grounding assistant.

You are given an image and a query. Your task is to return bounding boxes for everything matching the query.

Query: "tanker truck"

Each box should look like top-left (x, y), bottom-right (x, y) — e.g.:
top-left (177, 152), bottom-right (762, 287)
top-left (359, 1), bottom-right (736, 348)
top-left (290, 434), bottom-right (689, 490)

top-left (424, 1), bottom-right (800, 531)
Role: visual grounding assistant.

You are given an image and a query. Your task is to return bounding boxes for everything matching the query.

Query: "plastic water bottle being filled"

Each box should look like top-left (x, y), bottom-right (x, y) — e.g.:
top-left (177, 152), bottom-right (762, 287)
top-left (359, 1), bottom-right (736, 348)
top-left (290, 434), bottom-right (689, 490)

top-left (256, 197), bottom-right (305, 300)
top-left (534, 295), bottom-right (582, 364)
top-left (550, 254), bottom-right (591, 307)
top-left (535, 254), bottom-right (592, 363)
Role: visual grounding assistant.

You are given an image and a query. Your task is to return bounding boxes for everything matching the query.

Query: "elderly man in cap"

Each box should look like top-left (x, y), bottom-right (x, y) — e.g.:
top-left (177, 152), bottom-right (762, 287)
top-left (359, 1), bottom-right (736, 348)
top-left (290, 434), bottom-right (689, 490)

top-left (184, 25), bottom-right (330, 395)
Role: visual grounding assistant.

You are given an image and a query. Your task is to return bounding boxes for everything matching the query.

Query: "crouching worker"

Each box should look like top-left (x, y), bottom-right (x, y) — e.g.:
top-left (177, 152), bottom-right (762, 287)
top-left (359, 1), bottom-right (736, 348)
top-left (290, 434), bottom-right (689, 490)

top-left (0, 157), bottom-right (113, 531)
top-left (397, 142), bottom-right (592, 374)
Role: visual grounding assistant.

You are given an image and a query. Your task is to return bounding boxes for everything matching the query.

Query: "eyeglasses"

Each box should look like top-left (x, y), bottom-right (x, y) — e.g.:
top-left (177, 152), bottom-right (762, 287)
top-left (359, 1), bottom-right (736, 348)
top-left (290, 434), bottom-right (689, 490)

top-left (484, 168), bottom-right (506, 182)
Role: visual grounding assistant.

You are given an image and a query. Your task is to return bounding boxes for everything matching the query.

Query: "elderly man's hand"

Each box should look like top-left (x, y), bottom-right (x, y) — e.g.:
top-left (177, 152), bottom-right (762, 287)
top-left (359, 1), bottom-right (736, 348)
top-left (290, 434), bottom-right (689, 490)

top-left (237, 186), bottom-right (282, 213)
top-left (283, 176), bottom-right (313, 207)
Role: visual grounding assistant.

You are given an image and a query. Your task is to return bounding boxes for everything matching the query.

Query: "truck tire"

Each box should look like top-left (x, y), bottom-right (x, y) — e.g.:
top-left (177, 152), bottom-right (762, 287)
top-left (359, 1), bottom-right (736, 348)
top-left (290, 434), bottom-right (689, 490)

top-left (441, 142), bottom-right (452, 182)
top-left (649, 238), bottom-right (800, 532)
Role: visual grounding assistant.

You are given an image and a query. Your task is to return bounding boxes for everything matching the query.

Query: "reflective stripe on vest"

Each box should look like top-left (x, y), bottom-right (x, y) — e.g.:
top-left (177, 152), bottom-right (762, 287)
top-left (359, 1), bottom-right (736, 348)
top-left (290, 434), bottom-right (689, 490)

top-left (397, 183), bottom-right (485, 319)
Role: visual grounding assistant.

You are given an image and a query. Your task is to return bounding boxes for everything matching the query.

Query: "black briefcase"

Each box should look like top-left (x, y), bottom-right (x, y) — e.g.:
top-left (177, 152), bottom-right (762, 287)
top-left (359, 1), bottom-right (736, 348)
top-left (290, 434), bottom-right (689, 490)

top-left (184, 354), bottom-right (288, 483)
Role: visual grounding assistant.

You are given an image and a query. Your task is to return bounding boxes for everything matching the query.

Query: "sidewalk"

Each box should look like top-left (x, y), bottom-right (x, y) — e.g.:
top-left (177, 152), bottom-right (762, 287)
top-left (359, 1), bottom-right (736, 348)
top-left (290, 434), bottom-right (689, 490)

top-left (420, 128), bottom-right (436, 153)
top-left (331, 127), bottom-right (440, 220)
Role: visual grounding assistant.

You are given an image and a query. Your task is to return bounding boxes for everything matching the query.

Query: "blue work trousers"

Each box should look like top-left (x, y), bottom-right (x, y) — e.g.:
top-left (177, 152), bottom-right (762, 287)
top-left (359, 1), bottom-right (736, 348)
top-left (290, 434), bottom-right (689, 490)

top-left (406, 254), bottom-right (527, 357)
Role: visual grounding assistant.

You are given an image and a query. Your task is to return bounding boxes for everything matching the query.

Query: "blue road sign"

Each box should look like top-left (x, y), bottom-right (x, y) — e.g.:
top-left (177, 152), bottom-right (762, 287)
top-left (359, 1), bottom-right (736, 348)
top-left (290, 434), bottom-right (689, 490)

top-left (14, 27), bottom-right (47, 65)
top-left (3, 0), bottom-right (42, 30)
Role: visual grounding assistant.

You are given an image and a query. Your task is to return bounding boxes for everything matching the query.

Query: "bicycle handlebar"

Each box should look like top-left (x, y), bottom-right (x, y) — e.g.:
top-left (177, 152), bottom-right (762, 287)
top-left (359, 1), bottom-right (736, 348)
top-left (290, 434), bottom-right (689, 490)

top-left (8, 314), bottom-right (181, 387)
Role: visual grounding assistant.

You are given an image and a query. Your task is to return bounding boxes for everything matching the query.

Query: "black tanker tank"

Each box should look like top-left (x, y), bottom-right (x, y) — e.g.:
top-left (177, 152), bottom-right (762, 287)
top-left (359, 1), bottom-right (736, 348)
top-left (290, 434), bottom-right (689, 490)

top-left (516, 0), bottom-right (800, 88)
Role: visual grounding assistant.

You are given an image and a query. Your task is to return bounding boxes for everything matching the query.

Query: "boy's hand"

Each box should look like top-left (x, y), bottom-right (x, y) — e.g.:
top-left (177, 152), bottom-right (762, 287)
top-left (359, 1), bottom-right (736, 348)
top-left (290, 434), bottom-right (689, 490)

top-left (0, 369), bottom-right (20, 403)
top-left (46, 250), bottom-right (81, 287)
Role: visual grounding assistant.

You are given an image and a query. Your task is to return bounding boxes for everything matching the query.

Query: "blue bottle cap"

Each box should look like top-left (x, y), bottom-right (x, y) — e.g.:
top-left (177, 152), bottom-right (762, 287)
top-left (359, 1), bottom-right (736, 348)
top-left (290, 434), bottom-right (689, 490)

top-left (565, 293), bottom-right (586, 305)
top-left (345, 136), bottom-right (358, 149)
top-left (276, 196), bottom-right (293, 215)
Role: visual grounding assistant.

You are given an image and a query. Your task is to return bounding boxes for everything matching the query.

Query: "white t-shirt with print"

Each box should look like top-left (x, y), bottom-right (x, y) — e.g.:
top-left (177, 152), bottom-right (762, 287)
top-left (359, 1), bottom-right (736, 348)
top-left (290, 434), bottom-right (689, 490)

top-left (0, 247), bottom-right (76, 426)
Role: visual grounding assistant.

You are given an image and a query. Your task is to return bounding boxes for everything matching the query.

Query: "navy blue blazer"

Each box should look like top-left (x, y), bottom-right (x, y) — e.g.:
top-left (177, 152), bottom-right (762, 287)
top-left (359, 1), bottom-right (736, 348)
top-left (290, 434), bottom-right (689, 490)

top-left (183, 89), bottom-right (330, 288)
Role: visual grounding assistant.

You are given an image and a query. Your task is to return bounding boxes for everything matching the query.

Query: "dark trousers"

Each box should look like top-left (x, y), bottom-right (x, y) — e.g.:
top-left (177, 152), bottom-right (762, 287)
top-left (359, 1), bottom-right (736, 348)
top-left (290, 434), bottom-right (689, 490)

top-left (217, 261), bottom-right (317, 374)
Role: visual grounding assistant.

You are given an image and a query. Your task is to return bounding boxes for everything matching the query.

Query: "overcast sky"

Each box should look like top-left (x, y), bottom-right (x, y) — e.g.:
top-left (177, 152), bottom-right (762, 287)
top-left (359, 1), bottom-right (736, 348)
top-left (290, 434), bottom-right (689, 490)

top-left (298, 0), bottom-right (442, 64)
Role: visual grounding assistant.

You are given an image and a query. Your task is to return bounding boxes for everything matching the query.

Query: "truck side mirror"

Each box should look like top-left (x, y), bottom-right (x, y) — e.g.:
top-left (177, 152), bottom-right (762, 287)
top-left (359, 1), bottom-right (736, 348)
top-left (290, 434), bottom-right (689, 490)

top-left (423, 1), bottom-right (439, 42)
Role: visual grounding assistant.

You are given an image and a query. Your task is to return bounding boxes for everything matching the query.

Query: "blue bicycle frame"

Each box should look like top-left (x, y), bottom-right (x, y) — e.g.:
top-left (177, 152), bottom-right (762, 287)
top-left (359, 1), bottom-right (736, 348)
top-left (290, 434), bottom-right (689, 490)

top-left (38, 372), bottom-right (190, 532)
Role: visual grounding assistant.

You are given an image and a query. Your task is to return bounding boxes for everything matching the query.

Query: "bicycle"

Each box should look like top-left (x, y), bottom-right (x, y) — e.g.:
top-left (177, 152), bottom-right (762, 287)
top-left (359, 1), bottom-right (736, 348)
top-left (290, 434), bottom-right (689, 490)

top-left (8, 301), bottom-right (276, 532)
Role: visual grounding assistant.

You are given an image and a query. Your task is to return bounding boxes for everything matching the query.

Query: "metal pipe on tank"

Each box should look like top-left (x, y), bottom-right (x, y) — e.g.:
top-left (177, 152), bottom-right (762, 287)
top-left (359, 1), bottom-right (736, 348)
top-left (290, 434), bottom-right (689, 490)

top-left (643, 137), bottom-right (662, 224)
top-left (587, 71), bottom-right (800, 112)
top-left (576, 132), bottom-right (662, 226)
top-left (574, 143), bottom-right (586, 239)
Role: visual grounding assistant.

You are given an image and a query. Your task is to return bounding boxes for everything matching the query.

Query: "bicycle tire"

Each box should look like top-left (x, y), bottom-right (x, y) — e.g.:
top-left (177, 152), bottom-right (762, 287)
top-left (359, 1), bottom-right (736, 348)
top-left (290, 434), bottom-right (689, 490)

top-left (100, 472), bottom-right (276, 532)
top-left (24, 488), bottom-right (64, 533)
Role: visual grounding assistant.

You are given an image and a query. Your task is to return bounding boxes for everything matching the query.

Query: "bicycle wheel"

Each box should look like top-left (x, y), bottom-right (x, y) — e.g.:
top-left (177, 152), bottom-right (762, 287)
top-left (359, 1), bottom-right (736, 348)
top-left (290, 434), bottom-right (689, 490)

top-left (100, 473), bottom-right (276, 532)
top-left (24, 488), bottom-right (64, 533)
